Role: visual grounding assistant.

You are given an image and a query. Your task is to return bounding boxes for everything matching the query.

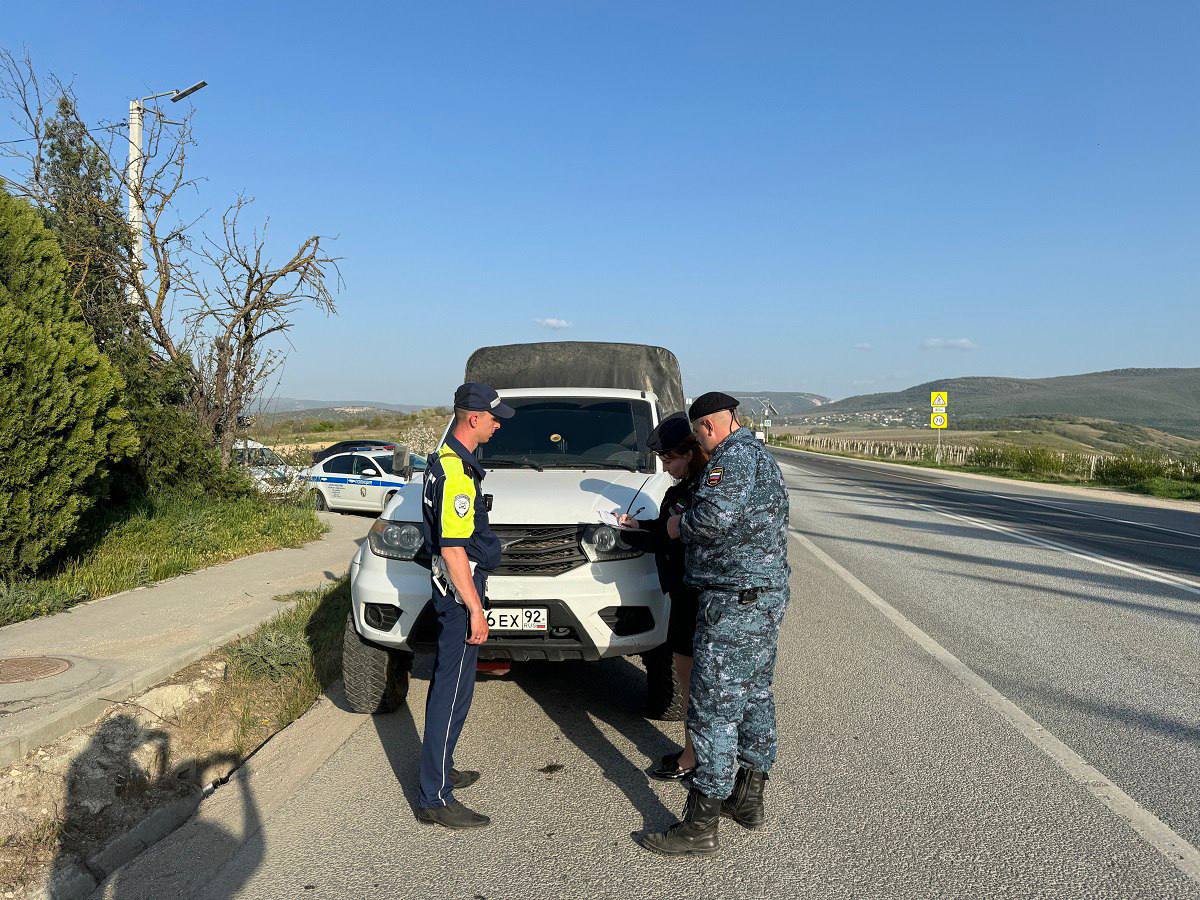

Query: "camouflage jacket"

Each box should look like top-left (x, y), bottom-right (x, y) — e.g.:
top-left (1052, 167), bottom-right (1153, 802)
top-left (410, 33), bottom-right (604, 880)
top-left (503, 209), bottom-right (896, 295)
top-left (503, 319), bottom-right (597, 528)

top-left (679, 427), bottom-right (790, 590)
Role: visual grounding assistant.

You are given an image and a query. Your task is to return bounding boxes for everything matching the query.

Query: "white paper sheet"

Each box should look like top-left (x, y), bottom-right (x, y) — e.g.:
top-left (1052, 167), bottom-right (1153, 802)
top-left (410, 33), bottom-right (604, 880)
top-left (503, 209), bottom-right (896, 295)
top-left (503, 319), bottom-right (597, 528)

top-left (598, 509), bottom-right (638, 529)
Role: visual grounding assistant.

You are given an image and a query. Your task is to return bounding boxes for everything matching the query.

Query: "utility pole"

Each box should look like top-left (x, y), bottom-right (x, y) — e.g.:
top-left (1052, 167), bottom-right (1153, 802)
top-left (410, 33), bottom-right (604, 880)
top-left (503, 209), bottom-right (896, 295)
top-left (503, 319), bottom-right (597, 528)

top-left (125, 80), bottom-right (207, 302)
top-left (750, 398), bottom-right (779, 443)
top-left (125, 98), bottom-right (144, 303)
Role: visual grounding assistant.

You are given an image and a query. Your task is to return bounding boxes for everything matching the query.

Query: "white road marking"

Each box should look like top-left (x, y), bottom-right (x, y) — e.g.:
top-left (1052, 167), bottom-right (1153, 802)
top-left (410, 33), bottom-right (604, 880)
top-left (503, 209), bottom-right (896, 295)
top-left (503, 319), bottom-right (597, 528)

top-left (777, 448), bottom-right (1200, 541)
top-left (781, 458), bottom-right (1200, 597)
top-left (788, 528), bottom-right (1200, 885)
top-left (906, 501), bottom-right (1200, 597)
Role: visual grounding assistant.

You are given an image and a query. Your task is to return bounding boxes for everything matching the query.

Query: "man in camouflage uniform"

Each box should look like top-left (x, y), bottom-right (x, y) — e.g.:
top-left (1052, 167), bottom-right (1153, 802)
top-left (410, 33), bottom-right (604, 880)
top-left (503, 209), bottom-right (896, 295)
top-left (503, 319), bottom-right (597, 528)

top-left (638, 391), bottom-right (790, 856)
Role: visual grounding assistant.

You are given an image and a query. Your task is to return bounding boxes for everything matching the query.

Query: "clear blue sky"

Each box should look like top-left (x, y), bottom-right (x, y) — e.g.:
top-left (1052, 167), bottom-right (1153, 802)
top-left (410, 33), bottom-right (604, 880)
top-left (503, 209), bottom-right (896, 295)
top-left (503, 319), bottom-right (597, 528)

top-left (6, 2), bottom-right (1198, 403)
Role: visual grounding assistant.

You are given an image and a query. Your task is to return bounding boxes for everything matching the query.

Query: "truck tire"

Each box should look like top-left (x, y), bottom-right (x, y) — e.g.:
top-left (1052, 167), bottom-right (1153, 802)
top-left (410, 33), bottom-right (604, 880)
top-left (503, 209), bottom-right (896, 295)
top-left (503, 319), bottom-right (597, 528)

top-left (342, 612), bottom-right (411, 713)
top-left (643, 643), bottom-right (687, 721)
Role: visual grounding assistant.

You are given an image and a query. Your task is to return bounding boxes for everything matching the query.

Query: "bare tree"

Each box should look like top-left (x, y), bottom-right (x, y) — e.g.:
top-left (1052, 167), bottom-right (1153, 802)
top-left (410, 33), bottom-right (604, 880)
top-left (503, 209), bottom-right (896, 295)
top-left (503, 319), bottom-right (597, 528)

top-left (1, 48), bottom-right (201, 339)
top-left (182, 196), bottom-right (341, 460)
top-left (1, 49), bottom-right (340, 456)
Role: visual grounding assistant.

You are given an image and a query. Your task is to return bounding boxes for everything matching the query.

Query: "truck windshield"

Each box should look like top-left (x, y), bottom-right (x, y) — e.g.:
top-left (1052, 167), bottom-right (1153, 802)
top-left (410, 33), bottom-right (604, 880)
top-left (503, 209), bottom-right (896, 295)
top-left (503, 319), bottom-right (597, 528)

top-left (478, 397), bottom-right (655, 473)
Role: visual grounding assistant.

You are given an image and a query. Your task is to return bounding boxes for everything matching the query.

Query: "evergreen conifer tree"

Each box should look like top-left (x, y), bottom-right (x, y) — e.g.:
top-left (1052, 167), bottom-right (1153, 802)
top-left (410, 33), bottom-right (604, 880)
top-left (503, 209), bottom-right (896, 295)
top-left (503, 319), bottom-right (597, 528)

top-left (0, 189), bottom-right (137, 574)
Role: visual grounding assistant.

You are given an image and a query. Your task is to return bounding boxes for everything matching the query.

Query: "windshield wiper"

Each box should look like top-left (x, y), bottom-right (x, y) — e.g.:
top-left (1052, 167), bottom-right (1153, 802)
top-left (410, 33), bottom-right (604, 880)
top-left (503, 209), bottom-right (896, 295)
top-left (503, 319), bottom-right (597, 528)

top-left (484, 457), bottom-right (544, 472)
top-left (543, 460), bottom-right (639, 472)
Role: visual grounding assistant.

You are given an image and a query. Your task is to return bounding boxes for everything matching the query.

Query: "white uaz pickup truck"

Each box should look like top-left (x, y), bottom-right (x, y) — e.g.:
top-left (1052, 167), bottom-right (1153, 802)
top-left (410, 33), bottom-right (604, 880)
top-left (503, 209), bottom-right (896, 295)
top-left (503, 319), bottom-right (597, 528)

top-left (343, 341), bottom-right (688, 717)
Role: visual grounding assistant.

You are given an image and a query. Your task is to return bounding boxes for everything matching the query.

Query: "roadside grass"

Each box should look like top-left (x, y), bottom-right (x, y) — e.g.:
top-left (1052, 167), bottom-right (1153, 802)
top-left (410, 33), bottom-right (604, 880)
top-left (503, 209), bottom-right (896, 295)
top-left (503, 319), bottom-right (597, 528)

top-left (189, 577), bottom-right (350, 759)
top-left (775, 442), bottom-right (1200, 502)
top-left (0, 494), bottom-right (326, 628)
top-left (146, 577), bottom-right (351, 773)
top-left (1125, 477), bottom-right (1200, 501)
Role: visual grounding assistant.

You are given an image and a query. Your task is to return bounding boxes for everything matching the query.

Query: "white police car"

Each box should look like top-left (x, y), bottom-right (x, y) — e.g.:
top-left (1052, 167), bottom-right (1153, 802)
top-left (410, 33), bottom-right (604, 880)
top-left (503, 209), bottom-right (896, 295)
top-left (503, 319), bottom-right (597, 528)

top-left (305, 447), bottom-right (427, 513)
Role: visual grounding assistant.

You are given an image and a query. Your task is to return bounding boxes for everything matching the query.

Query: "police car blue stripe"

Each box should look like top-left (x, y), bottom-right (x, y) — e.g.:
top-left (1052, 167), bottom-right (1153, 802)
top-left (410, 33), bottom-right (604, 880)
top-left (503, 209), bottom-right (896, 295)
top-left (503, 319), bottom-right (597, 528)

top-left (307, 475), bottom-right (401, 488)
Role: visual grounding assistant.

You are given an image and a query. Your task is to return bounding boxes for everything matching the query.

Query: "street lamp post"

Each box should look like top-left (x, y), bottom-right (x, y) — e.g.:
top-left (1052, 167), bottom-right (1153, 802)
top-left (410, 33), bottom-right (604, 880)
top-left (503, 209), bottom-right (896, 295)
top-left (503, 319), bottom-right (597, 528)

top-left (126, 80), bottom-right (207, 301)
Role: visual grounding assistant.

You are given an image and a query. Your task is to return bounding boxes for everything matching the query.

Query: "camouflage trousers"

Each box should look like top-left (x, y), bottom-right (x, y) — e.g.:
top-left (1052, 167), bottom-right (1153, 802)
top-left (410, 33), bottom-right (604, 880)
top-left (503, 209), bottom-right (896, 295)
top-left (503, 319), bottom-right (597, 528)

top-left (688, 586), bottom-right (788, 799)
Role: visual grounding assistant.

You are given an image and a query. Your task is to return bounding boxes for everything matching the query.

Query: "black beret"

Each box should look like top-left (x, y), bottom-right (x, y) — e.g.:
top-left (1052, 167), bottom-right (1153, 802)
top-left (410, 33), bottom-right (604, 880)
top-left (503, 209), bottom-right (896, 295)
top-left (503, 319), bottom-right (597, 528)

top-left (688, 391), bottom-right (739, 422)
top-left (646, 413), bottom-right (692, 454)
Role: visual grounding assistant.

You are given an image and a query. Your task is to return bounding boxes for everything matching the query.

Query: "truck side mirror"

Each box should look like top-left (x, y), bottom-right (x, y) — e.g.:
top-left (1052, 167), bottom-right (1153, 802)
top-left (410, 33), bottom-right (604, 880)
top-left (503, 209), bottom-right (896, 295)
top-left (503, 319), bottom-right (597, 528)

top-left (394, 445), bottom-right (414, 481)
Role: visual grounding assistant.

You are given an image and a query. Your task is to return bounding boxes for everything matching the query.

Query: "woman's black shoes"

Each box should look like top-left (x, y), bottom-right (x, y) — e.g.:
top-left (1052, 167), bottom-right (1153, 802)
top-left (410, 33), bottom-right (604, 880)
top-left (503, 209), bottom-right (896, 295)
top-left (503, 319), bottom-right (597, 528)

top-left (649, 750), bottom-right (696, 782)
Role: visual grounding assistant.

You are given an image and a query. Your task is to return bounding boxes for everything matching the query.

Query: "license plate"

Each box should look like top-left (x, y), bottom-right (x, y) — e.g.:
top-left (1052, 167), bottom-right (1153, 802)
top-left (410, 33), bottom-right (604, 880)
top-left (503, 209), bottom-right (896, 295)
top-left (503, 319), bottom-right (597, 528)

top-left (486, 606), bottom-right (548, 632)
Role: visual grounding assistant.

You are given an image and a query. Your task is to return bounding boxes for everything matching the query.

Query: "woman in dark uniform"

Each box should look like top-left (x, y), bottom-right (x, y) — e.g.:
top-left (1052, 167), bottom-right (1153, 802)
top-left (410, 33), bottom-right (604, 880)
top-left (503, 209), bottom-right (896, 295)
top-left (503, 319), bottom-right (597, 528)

top-left (620, 413), bottom-right (709, 781)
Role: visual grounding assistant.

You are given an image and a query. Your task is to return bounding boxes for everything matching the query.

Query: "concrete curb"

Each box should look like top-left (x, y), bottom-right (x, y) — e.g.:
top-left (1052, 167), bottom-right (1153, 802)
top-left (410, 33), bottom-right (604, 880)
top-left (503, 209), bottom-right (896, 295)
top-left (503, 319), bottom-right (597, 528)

top-left (770, 444), bottom-right (1200, 511)
top-left (29, 796), bottom-right (205, 900)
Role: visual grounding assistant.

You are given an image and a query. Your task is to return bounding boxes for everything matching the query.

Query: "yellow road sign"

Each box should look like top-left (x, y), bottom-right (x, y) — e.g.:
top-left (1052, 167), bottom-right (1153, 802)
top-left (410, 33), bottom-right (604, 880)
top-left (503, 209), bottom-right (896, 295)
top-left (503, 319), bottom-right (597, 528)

top-left (931, 412), bottom-right (948, 429)
top-left (930, 391), bottom-right (948, 408)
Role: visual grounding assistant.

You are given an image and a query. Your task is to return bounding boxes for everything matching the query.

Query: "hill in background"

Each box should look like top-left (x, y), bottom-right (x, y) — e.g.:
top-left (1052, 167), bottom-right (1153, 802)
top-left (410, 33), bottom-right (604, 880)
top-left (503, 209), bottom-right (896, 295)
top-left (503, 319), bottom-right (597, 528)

top-left (253, 397), bottom-right (431, 415)
top-left (729, 391), bottom-right (830, 415)
top-left (800, 368), bottom-right (1200, 438)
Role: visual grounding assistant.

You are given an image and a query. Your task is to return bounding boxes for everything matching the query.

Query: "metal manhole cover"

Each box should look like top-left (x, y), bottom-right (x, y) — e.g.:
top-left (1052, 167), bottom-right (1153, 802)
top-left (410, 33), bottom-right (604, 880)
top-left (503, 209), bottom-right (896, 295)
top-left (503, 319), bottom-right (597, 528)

top-left (0, 657), bottom-right (71, 684)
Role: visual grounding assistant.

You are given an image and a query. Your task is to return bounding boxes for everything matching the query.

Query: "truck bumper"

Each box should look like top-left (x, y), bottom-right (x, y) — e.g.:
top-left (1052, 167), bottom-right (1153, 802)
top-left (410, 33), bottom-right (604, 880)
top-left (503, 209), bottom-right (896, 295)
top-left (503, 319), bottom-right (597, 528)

top-left (349, 544), bottom-right (669, 661)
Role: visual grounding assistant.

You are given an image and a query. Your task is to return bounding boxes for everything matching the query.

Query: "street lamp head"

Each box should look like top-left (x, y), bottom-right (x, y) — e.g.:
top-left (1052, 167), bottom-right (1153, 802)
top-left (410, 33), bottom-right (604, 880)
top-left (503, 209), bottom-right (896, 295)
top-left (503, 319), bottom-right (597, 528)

top-left (170, 81), bottom-right (208, 102)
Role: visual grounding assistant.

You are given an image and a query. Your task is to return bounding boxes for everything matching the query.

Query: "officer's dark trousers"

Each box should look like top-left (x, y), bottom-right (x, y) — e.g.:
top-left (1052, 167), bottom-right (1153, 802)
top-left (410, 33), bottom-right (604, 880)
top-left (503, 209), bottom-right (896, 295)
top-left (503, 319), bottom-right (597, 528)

top-left (417, 569), bottom-right (486, 808)
top-left (688, 586), bottom-right (787, 799)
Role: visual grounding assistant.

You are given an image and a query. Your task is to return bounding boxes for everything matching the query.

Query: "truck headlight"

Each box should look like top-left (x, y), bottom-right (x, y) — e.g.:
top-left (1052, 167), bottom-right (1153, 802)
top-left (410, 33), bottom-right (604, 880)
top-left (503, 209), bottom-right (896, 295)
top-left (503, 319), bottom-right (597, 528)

top-left (581, 524), bottom-right (641, 563)
top-left (368, 519), bottom-right (423, 560)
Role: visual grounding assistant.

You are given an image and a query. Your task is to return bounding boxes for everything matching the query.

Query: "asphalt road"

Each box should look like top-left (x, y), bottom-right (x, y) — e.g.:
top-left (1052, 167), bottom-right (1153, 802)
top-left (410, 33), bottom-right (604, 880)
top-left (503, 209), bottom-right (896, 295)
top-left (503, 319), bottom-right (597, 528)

top-left (102, 453), bottom-right (1200, 898)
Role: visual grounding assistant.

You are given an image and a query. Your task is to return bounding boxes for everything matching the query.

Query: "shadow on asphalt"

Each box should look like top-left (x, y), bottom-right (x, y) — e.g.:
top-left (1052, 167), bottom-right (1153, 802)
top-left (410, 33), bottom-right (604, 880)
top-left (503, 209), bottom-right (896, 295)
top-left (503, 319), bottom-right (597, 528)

top-left (372, 706), bottom-right (424, 816)
top-left (947, 569), bottom-right (1200, 625)
top-left (792, 524), bottom-right (1200, 611)
top-left (370, 656), bottom-right (679, 830)
top-left (971, 662), bottom-right (1200, 749)
top-left (512, 658), bottom-right (679, 830)
top-left (783, 462), bottom-right (1200, 581)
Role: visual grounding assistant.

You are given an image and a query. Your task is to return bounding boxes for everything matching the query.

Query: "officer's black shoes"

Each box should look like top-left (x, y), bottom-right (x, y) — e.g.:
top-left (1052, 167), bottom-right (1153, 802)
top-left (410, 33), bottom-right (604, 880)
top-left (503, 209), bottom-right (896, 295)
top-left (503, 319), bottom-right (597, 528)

top-left (449, 768), bottom-right (480, 790)
top-left (637, 788), bottom-right (721, 856)
top-left (415, 801), bottom-right (491, 830)
top-left (648, 751), bottom-right (696, 782)
top-left (721, 767), bottom-right (768, 830)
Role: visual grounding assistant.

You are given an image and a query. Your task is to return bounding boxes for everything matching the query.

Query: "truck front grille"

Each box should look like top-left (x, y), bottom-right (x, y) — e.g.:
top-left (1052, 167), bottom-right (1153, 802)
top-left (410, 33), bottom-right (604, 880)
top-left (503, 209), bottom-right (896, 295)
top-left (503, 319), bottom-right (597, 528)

top-left (491, 524), bottom-right (586, 577)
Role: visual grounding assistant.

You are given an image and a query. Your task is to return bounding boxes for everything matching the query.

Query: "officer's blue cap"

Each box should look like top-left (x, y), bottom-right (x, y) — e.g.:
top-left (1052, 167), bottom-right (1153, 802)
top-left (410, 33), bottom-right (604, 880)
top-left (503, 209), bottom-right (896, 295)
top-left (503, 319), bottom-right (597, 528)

top-left (646, 413), bottom-right (693, 454)
top-left (454, 382), bottom-right (515, 419)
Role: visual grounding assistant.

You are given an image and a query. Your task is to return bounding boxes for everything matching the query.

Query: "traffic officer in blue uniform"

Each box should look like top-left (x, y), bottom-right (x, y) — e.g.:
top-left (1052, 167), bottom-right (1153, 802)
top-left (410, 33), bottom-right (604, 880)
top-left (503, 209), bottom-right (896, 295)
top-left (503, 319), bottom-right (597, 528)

top-left (415, 382), bottom-right (514, 830)
top-left (638, 392), bottom-right (790, 856)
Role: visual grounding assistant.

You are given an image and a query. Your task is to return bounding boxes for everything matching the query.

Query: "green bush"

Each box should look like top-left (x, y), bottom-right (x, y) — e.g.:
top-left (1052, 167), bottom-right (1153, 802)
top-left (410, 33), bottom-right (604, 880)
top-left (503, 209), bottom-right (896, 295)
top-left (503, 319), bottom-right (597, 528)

top-left (102, 346), bottom-right (248, 503)
top-left (1093, 454), bottom-right (1170, 486)
top-left (0, 190), bottom-right (137, 575)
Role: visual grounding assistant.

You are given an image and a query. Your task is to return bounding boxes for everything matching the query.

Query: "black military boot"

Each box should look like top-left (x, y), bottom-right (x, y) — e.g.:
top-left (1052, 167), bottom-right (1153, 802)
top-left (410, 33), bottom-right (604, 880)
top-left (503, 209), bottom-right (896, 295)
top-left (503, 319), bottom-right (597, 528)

top-left (415, 800), bottom-right (491, 830)
top-left (637, 788), bottom-right (721, 856)
top-left (721, 767), bottom-right (767, 829)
